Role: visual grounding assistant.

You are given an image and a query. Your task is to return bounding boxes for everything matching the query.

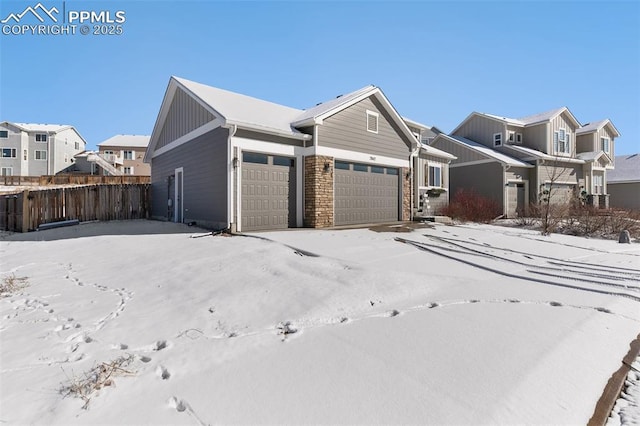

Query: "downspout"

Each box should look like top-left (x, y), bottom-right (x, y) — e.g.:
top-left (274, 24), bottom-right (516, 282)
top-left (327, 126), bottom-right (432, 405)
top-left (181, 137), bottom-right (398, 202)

top-left (503, 164), bottom-right (510, 218)
top-left (409, 142), bottom-right (421, 221)
top-left (227, 124), bottom-right (237, 231)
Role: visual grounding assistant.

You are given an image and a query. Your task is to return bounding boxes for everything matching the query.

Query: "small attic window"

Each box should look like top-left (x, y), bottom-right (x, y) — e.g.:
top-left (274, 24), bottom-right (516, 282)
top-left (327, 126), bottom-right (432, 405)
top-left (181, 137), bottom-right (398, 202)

top-left (366, 110), bottom-right (379, 134)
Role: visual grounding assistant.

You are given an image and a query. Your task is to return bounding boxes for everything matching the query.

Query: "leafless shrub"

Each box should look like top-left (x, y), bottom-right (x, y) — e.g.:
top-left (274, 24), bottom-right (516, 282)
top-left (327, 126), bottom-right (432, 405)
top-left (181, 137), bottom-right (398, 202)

top-left (60, 355), bottom-right (135, 409)
top-left (0, 274), bottom-right (29, 296)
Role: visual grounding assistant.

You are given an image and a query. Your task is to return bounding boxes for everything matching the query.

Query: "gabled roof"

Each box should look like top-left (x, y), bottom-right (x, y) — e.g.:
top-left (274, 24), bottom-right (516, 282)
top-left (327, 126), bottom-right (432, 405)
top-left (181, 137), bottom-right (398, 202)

top-left (292, 86), bottom-right (375, 126)
top-left (608, 154), bottom-right (640, 183)
top-left (452, 107), bottom-right (581, 134)
top-left (435, 134), bottom-right (532, 168)
top-left (504, 144), bottom-right (585, 164)
top-left (173, 77), bottom-right (310, 140)
top-left (576, 151), bottom-right (607, 162)
top-left (98, 134), bottom-right (150, 148)
top-left (3, 121), bottom-right (73, 133)
top-left (419, 142), bottom-right (457, 160)
top-left (576, 119), bottom-right (620, 137)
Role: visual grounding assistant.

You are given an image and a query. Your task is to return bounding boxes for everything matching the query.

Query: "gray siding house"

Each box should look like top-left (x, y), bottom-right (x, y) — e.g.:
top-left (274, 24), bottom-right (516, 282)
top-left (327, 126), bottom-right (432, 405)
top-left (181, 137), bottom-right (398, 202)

top-left (0, 122), bottom-right (86, 176)
top-left (607, 154), bottom-right (640, 211)
top-left (431, 107), bottom-right (620, 218)
top-left (144, 76), bottom-right (455, 231)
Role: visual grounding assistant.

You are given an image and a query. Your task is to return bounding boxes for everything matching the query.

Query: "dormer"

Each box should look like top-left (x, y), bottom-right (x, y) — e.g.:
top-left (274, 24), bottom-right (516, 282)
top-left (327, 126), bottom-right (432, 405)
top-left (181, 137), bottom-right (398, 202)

top-left (575, 119), bottom-right (620, 164)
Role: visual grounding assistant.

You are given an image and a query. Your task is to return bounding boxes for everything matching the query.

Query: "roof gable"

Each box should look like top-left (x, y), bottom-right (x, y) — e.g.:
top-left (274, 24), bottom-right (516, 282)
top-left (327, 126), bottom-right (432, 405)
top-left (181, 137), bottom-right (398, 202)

top-left (435, 134), bottom-right (532, 167)
top-left (576, 119), bottom-right (620, 137)
top-left (608, 154), bottom-right (640, 182)
top-left (452, 107), bottom-right (581, 135)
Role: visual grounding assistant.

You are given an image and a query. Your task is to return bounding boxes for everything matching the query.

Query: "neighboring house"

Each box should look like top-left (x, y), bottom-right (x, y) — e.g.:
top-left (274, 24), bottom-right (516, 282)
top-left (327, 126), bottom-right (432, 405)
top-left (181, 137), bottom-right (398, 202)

top-left (431, 107), bottom-right (619, 218)
top-left (97, 135), bottom-right (151, 176)
top-left (0, 121), bottom-right (87, 176)
top-left (607, 154), bottom-right (640, 211)
top-left (403, 117), bottom-right (456, 215)
top-left (144, 76), bottom-right (454, 231)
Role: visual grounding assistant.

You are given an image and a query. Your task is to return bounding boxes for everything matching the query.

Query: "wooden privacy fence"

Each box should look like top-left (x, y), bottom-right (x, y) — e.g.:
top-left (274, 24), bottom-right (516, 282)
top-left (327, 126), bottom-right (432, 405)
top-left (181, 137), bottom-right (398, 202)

top-left (0, 184), bottom-right (151, 232)
top-left (1, 175), bottom-right (150, 186)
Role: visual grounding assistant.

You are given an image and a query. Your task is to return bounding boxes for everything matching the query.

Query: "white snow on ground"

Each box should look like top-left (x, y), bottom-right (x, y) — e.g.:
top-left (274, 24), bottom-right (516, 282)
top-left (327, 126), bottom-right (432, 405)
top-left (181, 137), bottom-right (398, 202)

top-left (608, 355), bottom-right (640, 425)
top-left (1, 220), bottom-right (639, 425)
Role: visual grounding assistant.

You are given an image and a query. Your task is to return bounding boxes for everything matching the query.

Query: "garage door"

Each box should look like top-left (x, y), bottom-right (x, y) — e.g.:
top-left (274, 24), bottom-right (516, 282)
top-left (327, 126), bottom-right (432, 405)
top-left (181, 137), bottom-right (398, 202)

top-left (241, 152), bottom-right (296, 231)
top-left (334, 161), bottom-right (399, 226)
top-left (544, 183), bottom-right (575, 205)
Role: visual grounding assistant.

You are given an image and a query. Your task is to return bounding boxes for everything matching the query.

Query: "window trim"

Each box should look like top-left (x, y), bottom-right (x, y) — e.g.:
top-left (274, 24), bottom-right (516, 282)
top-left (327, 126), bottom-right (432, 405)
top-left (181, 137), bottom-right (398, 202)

top-left (123, 166), bottom-right (134, 175)
top-left (1, 167), bottom-right (13, 176)
top-left (123, 150), bottom-right (135, 160)
top-left (1, 148), bottom-right (17, 158)
top-left (601, 137), bottom-right (610, 153)
top-left (493, 133), bottom-right (502, 147)
top-left (427, 164), bottom-right (442, 188)
top-left (366, 110), bottom-right (379, 134)
top-left (515, 133), bottom-right (522, 144)
top-left (35, 133), bottom-right (48, 143)
top-left (34, 150), bottom-right (47, 160)
top-left (507, 131), bottom-right (515, 143)
top-left (553, 128), bottom-right (571, 154)
top-left (0, 130), bottom-right (8, 138)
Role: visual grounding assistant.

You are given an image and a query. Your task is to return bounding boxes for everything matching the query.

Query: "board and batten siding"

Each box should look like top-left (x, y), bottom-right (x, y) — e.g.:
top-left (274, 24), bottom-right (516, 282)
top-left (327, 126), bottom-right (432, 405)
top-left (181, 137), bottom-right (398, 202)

top-left (549, 112), bottom-right (578, 156)
top-left (156, 88), bottom-right (216, 150)
top-left (576, 133), bottom-right (596, 154)
top-left (505, 166), bottom-right (530, 184)
top-left (151, 127), bottom-right (229, 229)
top-left (452, 115), bottom-right (504, 149)
top-left (318, 96), bottom-right (412, 160)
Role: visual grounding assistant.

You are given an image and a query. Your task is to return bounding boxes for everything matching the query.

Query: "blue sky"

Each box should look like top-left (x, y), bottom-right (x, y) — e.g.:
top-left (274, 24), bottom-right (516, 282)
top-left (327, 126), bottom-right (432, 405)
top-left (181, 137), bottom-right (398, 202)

top-left (1, 0), bottom-right (639, 154)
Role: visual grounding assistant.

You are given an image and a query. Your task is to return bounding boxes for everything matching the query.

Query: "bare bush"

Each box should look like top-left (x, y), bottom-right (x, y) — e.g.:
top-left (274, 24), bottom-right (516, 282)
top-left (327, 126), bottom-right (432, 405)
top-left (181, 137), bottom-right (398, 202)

top-left (60, 355), bottom-right (135, 409)
top-left (0, 274), bottom-right (29, 297)
top-left (441, 189), bottom-right (502, 223)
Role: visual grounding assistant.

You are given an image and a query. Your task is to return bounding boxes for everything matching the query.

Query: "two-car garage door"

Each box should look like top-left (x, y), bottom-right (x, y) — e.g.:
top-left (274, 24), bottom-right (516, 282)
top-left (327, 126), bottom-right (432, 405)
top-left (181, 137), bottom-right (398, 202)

top-left (334, 161), bottom-right (399, 226)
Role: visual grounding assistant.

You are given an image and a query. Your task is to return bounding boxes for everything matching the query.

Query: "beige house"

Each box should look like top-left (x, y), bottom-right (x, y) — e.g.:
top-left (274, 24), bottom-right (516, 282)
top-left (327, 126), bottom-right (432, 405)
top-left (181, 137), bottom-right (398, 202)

top-left (97, 135), bottom-right (151, 176)
top-left (0, 121), bottom-right (86, 176)
top-left (431, 107), bottom-right (619, 218)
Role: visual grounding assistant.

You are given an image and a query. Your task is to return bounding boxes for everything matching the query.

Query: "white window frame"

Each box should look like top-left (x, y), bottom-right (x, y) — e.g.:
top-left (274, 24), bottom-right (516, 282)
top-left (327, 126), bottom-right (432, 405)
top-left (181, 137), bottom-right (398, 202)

top-left (601, 137), bottom-right (610, 153)
top-left (123, 166), bottom-right (134, 175)
top-left (366, 110), bottom-right (379, 134)
top-left (0, 130), bottom-right (8, 138)
top-left (74, 141), bottom-right (80, 150)
top-left (493, 133), bottom-right (502, 147)
top-left (1, 148), bottom-right (17, 158)
top-left (35, 133), bottom-right (47, 143)
top-left (1, 167), bottom-right (12, 176)
top-left (515, 133), bottom-right (522, 144)
top-left (34, 150), bottom-right (47, 160)
top-left (507, 131), bottom-right (515, 143)
top-left (553, 128), bottom-right (571, 154)
top-left (427, 164), bottom-right (442, 188)
top-left (123, 150), bottom-right (135, 160)
top-left (593, 174), bottom-right (604, 195)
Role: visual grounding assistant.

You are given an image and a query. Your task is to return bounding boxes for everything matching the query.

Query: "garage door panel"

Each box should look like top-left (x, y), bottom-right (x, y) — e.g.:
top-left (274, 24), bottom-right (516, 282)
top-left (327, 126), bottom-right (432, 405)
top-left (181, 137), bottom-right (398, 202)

top-left (335, 162), bottom-right (399, 226)
top-left (241, 153), bottom-right (295, 231)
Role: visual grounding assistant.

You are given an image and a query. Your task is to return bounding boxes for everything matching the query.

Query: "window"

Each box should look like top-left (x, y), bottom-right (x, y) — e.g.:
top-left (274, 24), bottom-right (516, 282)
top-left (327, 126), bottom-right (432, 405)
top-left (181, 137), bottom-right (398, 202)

top-left (123, 167), bottom-right (134, 175)
top-left (553, 129), bottom-right (571, 154)
top-left (593, 174), bottom-right (604, 195)
top-left (23, 150), bottom-right (27, 160)
top-left (366, 110), bottom-right (379, 134)
top-left (35, 150), bottom-right (47, 160)
top-left (493, 133), bottom-right (502, 147)
top-left (273, 156), bottom-right (294, 167)
top-left (75, 142), bottom-right (80, 150)
top-left (35, 134), bottom-right (47, 142)
top-left (353, 163), bottom-right (368, 172)
top-left (1, 167), bottom-right (12, 176)
top-left (601, 137), bottom-right (610, 153)
top-left (0, 130), bottom-right (8, 138)
top-left (1, 148), bottom-right (16, 158)
top-left (428, 165), bottom-right (442, 187)
top-left (335, 161), bottom-right (350, 170)
top-left (371, 166), bottom-right (385, 174)
top-left (64, 154), bottom-right (69, 163)
top-left (386, 168), bottom-right (398, 175)
top-left (123, 150), bottom-right (134, 160)
top-left (242, 152), bottom-right (268, 164)
top-left (515, 133), bottom-right (522, 144)
top-left (507, 132), bottom-right (515, 143)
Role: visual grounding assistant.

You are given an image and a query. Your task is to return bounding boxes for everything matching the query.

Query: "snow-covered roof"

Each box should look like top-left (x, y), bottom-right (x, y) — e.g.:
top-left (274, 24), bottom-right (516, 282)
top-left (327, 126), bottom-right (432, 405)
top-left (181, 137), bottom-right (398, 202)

top-left (504, 144), bottom-right (585, 164)
top-left (6, 122), bottom-right (72, 133)
top-left (576, 119), bottom-right (620, 137)
top-left (402, 116), bottom-right (433, 130)
top-left (98, 135), bottom-right (150, 148)
top-left (291, 86), bottom-right (376, 126)
top-left (438, 134), bottom-right (533, 167)
top-left (174, 77), bottom-right (310, 140)
top-left (419, 142), bottom-right (457, 160)
top-left (608, 154), bottom-right (640, 183)
top-left (469, 107), bottom-right (580, 129)
top-left (481, 113), bottom-right (525, 126)
top-left (576, 151), bottom-right (605, 162)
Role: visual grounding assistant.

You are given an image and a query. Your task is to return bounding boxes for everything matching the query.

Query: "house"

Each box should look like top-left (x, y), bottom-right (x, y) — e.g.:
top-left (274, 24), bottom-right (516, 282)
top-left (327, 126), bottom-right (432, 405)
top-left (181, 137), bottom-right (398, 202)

top-left (0, 121), bottom-right (86, 176)
top-left (96, 135), bottom-right (151, 175)
top-left (430, 107), bottom-right (619, 218)
top-left (607, 154), bottom-right (640, 211)
top-left (144, 76), bottom-right (454, 231)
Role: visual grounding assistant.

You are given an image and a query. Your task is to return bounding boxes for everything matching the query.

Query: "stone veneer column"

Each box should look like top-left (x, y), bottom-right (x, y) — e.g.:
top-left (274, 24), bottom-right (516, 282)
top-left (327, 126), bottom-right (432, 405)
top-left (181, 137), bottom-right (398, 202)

top-left (304, 155), bottom-right (334, 228)
top-left (401, 167), bottom-right (411, 221)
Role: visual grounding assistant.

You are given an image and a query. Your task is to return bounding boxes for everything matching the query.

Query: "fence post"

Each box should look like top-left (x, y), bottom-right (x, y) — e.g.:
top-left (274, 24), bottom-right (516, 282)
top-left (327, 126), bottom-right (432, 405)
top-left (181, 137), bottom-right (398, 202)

top-left (21, 190), bottom-right (30, 232)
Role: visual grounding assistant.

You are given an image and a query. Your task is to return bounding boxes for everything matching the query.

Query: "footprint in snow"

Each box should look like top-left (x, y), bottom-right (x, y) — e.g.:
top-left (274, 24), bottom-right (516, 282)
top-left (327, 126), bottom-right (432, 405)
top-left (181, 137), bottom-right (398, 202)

top-left (548, 301), bottom-right (563, 307)
top-left (156, 365), bottom-right (171, 380)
